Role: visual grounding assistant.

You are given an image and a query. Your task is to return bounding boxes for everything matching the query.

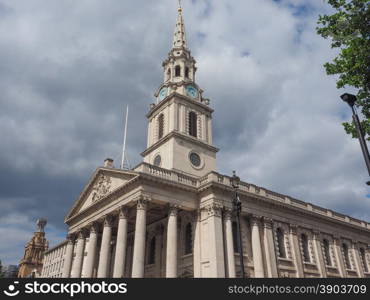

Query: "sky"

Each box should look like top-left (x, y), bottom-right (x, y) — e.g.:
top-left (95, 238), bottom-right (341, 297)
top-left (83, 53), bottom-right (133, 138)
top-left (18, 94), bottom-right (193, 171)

top-left (0, 0), bottom-right (369, 266)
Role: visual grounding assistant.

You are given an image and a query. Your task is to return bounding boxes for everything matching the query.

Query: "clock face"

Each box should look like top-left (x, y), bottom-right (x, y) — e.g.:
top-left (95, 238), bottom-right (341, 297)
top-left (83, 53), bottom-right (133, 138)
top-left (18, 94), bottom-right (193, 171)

top-left (189, 152), bottom-right (201, 167)
top-left (158, 87), bottom-right (168, 101)
top-left (186, 85), bottom-right (198, 99)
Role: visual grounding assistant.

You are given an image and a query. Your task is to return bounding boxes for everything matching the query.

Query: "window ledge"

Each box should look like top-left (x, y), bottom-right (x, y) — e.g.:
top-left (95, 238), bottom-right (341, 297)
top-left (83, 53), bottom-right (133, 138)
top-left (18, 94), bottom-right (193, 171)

top-left (278, 257), bottom-right (293, 263)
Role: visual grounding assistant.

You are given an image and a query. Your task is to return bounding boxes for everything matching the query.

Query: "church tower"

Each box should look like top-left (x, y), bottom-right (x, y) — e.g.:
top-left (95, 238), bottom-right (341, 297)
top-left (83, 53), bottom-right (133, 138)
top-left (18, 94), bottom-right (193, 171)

top-left (142, 2), bottom-right (218, 177)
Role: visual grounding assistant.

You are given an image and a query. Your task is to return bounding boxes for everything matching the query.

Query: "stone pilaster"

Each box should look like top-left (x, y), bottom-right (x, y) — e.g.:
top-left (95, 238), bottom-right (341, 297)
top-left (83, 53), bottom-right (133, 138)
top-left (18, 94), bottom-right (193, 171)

top-left (223, 209), bottom-right (236, 278)
top-left (262, 217), bottom-right (278, 278)
top-left (312, 231), bottom-right (327, 277)
top-left (62, 234), bottom-right (75, 278)
top-left (70, 230), bottom-right (86, 278)
top-left (352, 242), bottom-right (365, 277)
top-left (201, 203), bottom-right (225, 277)
top-left (250, 215), bottom-right (264, 278)
top-left (97, 215), bottom-right (113, 278)
top-left (289, 225), bottom-right (304, 277)
top-left (113, 207), bottom-right (129, 278)
top-left (333, 236), bottom-right (346, 277)
top-left (132, 198), bottom-right (148, 278)
top-left (166, 204), bottom-right (179, 278)
top-left (84, 222), bottom-right (99, 278)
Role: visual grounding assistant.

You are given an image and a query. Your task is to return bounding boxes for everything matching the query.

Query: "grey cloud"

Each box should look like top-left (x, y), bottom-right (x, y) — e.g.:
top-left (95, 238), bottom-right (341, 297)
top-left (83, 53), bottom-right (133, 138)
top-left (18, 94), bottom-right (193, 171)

top-left (0, 0), bottom-right (369, 265)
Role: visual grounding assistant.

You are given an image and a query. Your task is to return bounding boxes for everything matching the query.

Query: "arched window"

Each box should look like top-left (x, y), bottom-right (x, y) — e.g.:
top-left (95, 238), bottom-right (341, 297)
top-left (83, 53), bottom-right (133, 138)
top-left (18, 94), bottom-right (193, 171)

top-left (148, 236), bottom-right (156, 265)
top-left (188, 111), bottom-right (197, 137)
top-left (232, 221), bottom-right (240, 253)
top-left (323, 239), bottom-right (332, 266)
top-left (276, 228), bottom-right (286, 258)
top-left (342, 243), bottom-right (351, 269)
top-left (360, 248), bottom-right (368, 273)
top-left (167, 68), bottom-right (171, 81)
top-left (185, 67), bottom-right (189, 78)
top-left (175, 65), bottom-right (181, 77)
top-left (301, 234), bottom-right (310, 262)
top-left (158, 114), bottom-right (164, 139)
top-left (184, 223), bottom-right (192, 254)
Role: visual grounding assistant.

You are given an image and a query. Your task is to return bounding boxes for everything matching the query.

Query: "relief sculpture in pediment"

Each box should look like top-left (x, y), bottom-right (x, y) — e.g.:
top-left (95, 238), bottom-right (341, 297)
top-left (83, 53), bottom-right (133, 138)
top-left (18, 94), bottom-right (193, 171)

top-left (91, 174), bottom-right (112, 203)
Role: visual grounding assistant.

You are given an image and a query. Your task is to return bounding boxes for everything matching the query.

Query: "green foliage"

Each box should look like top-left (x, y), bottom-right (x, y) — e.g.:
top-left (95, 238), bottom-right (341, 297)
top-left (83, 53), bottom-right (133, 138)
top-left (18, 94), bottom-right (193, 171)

top-left (317, 0), bottom-right (370, 140)
top-left (0, 260), bottom-right (4, 278)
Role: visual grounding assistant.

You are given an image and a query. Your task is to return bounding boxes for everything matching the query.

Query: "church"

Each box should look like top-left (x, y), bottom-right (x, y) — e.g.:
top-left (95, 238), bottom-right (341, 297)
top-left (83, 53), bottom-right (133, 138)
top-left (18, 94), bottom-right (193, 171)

top-left (41, 4), bottom-right (370, 278)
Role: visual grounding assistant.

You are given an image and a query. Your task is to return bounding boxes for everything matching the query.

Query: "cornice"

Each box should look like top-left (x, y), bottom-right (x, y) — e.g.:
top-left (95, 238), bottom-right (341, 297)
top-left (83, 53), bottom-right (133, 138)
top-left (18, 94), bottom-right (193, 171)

top-left (146, 92), bottom-right (213, 119)
top-left (141, 130), bottom-right (219, 157)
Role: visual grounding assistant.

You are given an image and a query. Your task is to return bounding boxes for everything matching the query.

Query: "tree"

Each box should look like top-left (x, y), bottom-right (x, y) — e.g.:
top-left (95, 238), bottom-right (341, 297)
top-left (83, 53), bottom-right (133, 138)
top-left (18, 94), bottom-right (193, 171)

top-left (316, 0), bottom-right (370, 140)
top-left (0, 260), bottom-right (4, 278)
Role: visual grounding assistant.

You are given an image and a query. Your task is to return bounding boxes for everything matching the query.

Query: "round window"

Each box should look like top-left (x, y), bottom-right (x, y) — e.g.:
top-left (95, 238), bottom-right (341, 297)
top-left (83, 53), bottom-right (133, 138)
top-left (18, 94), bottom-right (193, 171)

top-left (154, 155), bottom-right (161, 167)
top-left (189, 152), bottom-right (201, 167)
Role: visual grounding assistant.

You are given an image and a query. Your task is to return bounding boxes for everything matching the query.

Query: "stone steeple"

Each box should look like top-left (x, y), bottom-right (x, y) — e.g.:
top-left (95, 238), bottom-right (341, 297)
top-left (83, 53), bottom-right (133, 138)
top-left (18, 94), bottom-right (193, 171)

top-left (173, 1), bottom-right (187, 49)
top-left (18, 219), bottom-right (49, 278)
top-left (142, 2), bottom-right (218, 177)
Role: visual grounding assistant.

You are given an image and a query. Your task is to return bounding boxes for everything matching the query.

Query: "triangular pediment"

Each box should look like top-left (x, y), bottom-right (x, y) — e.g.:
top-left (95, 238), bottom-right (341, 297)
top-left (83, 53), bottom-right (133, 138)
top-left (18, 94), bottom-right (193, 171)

top-left (65, 168), bottom-right (138, 220)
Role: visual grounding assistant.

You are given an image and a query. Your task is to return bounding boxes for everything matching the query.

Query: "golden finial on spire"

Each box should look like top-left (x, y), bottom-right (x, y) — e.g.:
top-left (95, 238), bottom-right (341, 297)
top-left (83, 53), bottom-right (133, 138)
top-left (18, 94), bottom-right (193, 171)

top-left (178, 0), bottom-right (182, 13)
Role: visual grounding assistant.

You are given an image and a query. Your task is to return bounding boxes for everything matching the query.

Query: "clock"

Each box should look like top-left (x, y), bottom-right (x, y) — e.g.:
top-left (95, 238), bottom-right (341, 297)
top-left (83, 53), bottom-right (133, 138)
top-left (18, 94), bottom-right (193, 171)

top-left (189, 152), bottom-right (201, 167)
top-left (158, 87), bottom-right (168, 101)
top-left (186, 85), bottom-right (198, 99)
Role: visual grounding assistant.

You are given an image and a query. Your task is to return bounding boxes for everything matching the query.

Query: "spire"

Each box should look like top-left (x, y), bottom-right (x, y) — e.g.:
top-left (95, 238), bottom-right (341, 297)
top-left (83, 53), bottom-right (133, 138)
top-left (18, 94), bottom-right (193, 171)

top-left (173, 0), bottom-right (187, 49)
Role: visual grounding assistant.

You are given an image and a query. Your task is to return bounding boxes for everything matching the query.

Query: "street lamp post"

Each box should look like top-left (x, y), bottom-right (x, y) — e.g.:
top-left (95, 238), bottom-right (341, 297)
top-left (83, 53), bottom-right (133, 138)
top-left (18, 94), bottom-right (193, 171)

top-left (231, 170), bottom-right (245, 278)
top-left (340, 93), bottom-right (370, 185)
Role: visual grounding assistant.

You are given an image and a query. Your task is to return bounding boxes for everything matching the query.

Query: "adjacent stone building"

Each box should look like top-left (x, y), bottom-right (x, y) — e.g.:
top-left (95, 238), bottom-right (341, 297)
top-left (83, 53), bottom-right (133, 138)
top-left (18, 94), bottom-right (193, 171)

top-left (18, 219), bottom-right (49, 278)
top-left (41, 4), bottom-right (370, 278)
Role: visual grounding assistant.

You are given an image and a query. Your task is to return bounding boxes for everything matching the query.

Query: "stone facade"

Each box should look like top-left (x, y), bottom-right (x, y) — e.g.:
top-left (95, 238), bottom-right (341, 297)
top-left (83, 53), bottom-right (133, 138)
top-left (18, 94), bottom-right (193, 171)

top-left (41, 4), bottom-right (370, 278)
top-left (41, 241), bottom-right (67, 278)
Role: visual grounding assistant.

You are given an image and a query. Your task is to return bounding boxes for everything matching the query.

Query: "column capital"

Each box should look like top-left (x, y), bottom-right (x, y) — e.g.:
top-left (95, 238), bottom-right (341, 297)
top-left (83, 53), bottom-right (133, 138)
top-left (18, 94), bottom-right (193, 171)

top-left (66, 233), bottom-right (76, 244)
top-left (262, 217), bottom-right (273, 229)
top-left (102, 214), bottom-right (114, 227)
top-left (250, 214), bottom-right (262, 226)
top-left (289, 224), bottom-right (299, 235)
top-left (118, 206), bottom-right (129, 219)
top-left (88, 221), bottom-right (100, 234)
top-left (76, 229), bottom-right (87, 239)
top-left (312, 230), bottom-right (321, 240)
top-left (136, 197), bottom-right (149, 210)
top-left (223, 208), bottom-right (233, 221)
top-left (203, 203), bottom-right (223, 217)
top-left (332, 234), bottom-right (341, 241)
top-left (168, 204), bottom-right (179, 216)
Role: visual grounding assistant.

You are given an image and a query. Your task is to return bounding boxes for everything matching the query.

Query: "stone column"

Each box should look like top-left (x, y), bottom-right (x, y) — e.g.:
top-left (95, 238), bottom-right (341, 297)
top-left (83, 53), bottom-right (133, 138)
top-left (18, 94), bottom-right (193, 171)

top-left (312, 231), bottom-right (327, 277)
top-left (224, 209), bottom-right (236, 278)
top-left (84, 222), bottom-right (99, 278)
top-left (353, 242), bottom-right (365, 277)
top-left (132, 198), bottom-right (148, 278)
top-left (62, 234), bottom-right (75, 278)
top-left (166, 205), bottom-right (179, 278)
top-left (289, 225), bottom-right (304, 277)
top-left (70, 230), bottom-right (86, 278)
top-left (333, 236), bottom-right (346, 277)
top-left (113, 207), bottom-right (129, 278)
top-left (250, 215), bottom-right (264, 277)
top-left (97, 215), bottom-right (113, 278)
top-left (262, 217), bottom-right (278, 278)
